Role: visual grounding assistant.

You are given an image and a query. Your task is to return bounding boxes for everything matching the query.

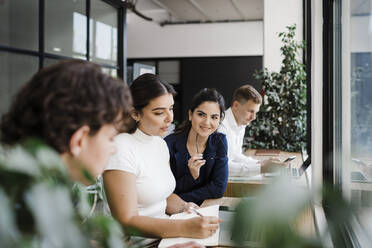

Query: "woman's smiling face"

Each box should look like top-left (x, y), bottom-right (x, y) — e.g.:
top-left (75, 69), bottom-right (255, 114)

top-left (189, 101), bottom-right (221, 138)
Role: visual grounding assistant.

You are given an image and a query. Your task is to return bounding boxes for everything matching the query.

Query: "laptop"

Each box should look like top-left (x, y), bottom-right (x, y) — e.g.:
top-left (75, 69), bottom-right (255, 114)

top-left (351, 158), bottom-right (372, 183)
top-left (264, 148), bottom-right (310, 178)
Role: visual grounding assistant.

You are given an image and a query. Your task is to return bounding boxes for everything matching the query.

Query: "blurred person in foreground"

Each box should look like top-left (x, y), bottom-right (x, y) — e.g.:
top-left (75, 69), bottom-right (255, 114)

top-left (0, 60), bottom-right (133, 247)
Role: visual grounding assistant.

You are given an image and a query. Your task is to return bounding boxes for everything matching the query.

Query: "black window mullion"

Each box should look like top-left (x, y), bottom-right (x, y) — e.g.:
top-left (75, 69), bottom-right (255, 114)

top-left (304, 0), bottom-right (312, 159)
top-left (322, 0), bottom-right (334, 186)
top-left (0, 45), bottom-right (41, 57)
top-left (39, 0), bottom-right (45, 69)
top-left (86, 0), bottom-right (90, 61)
top-left (118, 3), bottom-right (127, 81)
top-left (155, 61), bottom-right (159, 74)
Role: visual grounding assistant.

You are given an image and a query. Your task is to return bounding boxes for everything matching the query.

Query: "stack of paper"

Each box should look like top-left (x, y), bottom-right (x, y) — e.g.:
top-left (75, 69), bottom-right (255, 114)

top-left (158, 205), bottom-right (220, 247)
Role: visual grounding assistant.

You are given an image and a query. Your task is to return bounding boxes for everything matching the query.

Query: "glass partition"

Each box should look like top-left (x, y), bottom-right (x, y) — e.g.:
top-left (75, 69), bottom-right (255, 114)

top-left (0, 0), bottom-right (38, 50)
top-left (90, 0), bottom-right (118, 66)
top-left (0, 52), bottom-right (38, 116)
top-left (45, 0), bottom-right (86, 58)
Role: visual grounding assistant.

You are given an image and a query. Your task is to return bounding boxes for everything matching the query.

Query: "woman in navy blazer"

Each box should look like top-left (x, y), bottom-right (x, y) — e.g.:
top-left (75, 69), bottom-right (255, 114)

top-left (165, 88), bottom-right (228, 206)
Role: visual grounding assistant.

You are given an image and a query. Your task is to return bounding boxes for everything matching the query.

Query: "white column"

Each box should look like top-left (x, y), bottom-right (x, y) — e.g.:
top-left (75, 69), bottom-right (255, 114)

top-left (264, 0), bottom-right (303, 72)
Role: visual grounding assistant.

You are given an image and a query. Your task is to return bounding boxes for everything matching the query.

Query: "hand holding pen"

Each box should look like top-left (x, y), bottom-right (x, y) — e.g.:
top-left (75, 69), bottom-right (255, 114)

top-left (188, 153), bottom-right (206, 180)
top-left (185, 207), bottom-right (221, 238)
top-left (189, 206), bottom-right (204, 217)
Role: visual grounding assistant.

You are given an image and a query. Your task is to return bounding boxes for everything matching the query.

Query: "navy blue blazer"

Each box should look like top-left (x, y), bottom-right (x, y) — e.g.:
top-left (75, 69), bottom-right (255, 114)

top-left (164, 130), bottom-right (228, 205)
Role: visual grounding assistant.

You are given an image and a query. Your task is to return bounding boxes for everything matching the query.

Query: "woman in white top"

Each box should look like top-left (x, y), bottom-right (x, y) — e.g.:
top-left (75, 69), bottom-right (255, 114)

top-left (103, 74), bottom-right (220, 240)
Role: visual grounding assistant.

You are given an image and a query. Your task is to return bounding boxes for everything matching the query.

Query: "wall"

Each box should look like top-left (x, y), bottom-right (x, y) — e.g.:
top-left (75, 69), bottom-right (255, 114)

top-left (264, 0), bottom-right (303, 72)
top-left (181, 56), bottom-right (263, 117)
top-left (311, 0), bottom-right (323, 197)
top-left (127, 13), bottom-right (263, 58)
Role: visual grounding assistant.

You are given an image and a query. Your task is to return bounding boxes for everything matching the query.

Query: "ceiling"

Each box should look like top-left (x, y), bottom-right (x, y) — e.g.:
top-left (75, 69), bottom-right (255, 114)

top-left (128, 0), bottom-right (264, 25)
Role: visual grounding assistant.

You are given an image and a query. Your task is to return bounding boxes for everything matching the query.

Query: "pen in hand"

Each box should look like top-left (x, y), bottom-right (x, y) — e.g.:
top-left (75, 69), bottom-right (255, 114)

top-left (189, 207), bottom-right (204, 217)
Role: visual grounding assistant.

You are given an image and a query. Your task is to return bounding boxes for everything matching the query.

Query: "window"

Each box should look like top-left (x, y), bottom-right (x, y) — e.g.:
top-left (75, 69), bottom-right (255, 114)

top-left (0, 52), bottom-right (38, 115)
top-left (0, 0), bottom-right (126, 117)
top-left (45, 0), bottom-right (86, 58)
top-left (324, 0), bottom-right (372, 246)
top-left (346, 0), bottom-right (372, 244)
top-left (90, 0), bottom-right (118, 66)
top-left (0, 0), bottom-right (38, 50)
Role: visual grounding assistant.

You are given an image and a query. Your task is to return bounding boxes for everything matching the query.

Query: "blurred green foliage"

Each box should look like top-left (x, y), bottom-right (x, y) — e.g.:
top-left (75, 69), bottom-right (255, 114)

top-left (231, 175), bottom-right (361, 248)
top-left (232, 176), bottom-right (321, 248)
top-left (0, 139), bottom-right (125, 248)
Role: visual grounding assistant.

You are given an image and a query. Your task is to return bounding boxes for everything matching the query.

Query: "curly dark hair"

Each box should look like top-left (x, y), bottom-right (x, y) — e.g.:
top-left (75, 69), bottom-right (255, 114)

top-left (0, 59), bottom-right (132, 153)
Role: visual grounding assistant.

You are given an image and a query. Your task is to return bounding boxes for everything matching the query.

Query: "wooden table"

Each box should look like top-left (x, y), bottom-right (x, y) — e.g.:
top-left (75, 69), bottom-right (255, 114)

top-left (201, 197), bottom-right (241, 208)
top-left (224, 149), bottom-right (305, 197)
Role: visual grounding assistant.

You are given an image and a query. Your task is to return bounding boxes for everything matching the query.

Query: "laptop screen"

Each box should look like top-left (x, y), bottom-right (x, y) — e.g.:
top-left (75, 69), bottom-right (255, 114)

top-left (299, 147), bottom-right (311, 175)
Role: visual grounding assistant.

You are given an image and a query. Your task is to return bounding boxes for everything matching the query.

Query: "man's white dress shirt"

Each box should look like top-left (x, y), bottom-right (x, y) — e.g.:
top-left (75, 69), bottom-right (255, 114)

top-left (218, 108), bottom-right (261, 176)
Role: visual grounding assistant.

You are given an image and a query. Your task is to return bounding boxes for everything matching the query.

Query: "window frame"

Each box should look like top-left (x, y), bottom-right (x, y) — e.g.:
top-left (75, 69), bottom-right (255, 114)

top-left (321, 0), bottom-right (371, 247)
top-left (0, 0), bottom-right (127, 79)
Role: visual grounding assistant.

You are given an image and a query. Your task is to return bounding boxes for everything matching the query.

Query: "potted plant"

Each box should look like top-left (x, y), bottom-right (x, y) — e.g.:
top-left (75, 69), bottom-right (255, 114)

top-left (246, 24), bottom-right (307, 152)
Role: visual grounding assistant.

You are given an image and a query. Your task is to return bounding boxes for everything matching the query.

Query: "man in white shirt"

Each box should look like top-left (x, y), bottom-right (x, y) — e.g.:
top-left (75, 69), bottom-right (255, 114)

top-left (218, 84), bottom-right (285, 176)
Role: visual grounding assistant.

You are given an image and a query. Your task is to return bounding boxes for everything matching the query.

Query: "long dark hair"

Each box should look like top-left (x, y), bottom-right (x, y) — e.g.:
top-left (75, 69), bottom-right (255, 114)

top-left (0, 60), bottom-right (132, 153)
top-left (129, 73), bottom-right (176, 133)
top-left (177, 88), bottom-right (225, 133)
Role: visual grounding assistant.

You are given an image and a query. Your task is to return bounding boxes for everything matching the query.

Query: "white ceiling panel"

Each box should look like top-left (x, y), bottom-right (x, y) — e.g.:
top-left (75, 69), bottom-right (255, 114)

top-left (197, 0), bottom-right (242, 20)
top-left (158, 0), bottom-right (206, 21)
top-left (234, 0), bottom-right (263, 20)
top-left (133, 0), bottom-right (264, 24)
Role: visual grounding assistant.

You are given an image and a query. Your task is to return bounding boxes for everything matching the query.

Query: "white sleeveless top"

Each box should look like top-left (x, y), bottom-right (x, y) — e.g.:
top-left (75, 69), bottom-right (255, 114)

top-left (105, 128), bottom-right (176, 218)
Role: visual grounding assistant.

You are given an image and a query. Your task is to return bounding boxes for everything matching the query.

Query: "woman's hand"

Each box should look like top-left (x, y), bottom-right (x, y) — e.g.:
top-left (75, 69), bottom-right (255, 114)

top-left (183, 202), bottom-right (199, 213)
top-left (188, 154), bottom-right (206, 180)
top-left (182, 216), bottom-right (221, 239)
top-left (178, 201), bottom-right (199, 213)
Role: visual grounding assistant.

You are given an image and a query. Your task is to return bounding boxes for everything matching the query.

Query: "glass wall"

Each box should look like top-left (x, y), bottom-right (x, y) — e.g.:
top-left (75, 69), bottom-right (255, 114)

top-left (45, 0), bottom-right (87, 59)
top-left (332, 0), bottom-right (372, 245)
top-left (348, 0), bottom-right (372, 240)
top-left (0, 0), bottom-right (38, 50)
top-left (0, 53), bottom-right (39, 115)
top-left (0, 0), bottom-right (125, 118)
top-left (90, 0), bottom-right (118, 66)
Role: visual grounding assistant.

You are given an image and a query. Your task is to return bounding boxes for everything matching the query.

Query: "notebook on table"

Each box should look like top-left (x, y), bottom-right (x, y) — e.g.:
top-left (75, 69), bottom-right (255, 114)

top-left (158, 205), bottom-right (220, 247)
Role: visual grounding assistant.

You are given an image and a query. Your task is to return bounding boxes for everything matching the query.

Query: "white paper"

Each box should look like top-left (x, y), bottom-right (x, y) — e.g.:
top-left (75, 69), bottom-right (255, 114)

top-left (228, 174), bottom-right (263, 181)
top-left (158, 205), bottom-right (220, 247)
